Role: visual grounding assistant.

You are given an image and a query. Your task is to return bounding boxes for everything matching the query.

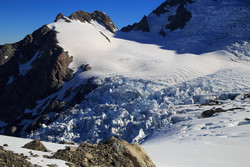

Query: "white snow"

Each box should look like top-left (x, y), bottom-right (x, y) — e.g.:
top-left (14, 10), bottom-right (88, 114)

top-left (30, 4), bottom-right (250, 144)
top-left (19, 51), bottom-right (40, 75)
top-left (19, 1), bottom-right (250, 166)
top-left (48, 19), bottom-right (238, 84)
top-left (142, 98), bottom-right (250, 167)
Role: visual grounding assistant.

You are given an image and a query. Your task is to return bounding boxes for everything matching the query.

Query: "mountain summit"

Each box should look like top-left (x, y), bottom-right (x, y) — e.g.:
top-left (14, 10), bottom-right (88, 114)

top-left (55, 10), bottom-right (117, 33)
top-left (120, 0), bottom-right (249, 54)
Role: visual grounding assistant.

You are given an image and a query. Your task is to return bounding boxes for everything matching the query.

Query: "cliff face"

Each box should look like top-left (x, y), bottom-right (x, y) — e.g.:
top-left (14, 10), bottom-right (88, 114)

top-left (0, 25), bottom-right (75, 135)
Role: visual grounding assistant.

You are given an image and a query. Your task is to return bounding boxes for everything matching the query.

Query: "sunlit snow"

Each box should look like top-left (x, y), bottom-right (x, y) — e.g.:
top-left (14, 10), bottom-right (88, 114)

top-left (26, 1), bottom-right (250, 166)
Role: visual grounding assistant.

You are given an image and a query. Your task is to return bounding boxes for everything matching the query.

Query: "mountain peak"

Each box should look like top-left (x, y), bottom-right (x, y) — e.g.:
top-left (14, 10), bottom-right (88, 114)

top-left (54, 13), bottom-right (71, 23)
top-left (91, 10), bottom-right (117, 33)
top-left (69, 10), bottom-right (92, 23)
top-left (152, 0), bottom-right (195, 16)
top-left (55, 10), bottom-right (117, 33)
top-left (121, 15), bottom-right (150, 32)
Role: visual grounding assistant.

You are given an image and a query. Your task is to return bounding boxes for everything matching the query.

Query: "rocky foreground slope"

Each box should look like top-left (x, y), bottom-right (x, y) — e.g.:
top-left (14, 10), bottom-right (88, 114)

top-left (0, 136), bottom-right (155, 167)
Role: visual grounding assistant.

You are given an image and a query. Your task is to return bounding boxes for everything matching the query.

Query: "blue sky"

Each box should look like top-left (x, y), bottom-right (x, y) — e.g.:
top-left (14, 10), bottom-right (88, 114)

top-left (0, 0), bottom-right (164, 45)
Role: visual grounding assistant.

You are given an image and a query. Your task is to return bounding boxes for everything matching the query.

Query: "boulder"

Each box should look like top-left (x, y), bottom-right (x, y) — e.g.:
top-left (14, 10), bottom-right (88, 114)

top-left (23, 139), bottom-right (49, 152)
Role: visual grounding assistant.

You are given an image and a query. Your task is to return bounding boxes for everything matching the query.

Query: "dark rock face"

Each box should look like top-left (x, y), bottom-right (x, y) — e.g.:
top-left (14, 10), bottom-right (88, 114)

top-left (48, 137), bottom-right (155, 167)
top-left (165, 3), bottom-right (192, 31)
top-left (66, 10), bottom-right (117, 33)
top-left (152, 0), bottom-right (195, 16)
top-left (121, 16), bottom-right (150, 32)
top-left (91, 10), bottom-right (117, 33)
top-left (23, 139), bottom-right (49, 152)
top-left (201, 107), bottom-right (244, 118)
top-left (54, 13), bottom-right (71, 23)
top-left (0, 25), bottom-right (75, 136)
top-left (69, 10), bottom-right (92, 23)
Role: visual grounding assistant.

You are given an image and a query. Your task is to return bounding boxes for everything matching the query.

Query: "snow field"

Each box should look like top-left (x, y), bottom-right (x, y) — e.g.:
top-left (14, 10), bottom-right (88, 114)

top-left (143, 99), bottom-right (250, 167)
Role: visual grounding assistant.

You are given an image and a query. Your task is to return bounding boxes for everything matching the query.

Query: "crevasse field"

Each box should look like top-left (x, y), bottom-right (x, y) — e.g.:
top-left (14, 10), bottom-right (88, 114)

top-left (12, 0), bottom-right (249, 166)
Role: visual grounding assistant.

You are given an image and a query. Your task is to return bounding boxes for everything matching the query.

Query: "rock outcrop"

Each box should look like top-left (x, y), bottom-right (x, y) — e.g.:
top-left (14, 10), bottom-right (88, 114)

top-left (91, 10), bottom-right (117, 33)
top-left (69, 10), bottom-right (92, 23)
top-left (121, 16), bottom-right (150, 32)
top-left (23, 139), bottom-right (49, 152)
top-left (0, 25), bottom-right (75, 136)
top-left (152, 0), bottom-right (195, 16)
top-left (0, 146), bottom-right (35, 167)
top-left (65, 10), bottom-right (117, 33)
top-left (49, 137), bottom-right (155, 167)
top-left (165, 2), bottom-right (193, 31)
top-left (54, 13), bottom-right (71, 23)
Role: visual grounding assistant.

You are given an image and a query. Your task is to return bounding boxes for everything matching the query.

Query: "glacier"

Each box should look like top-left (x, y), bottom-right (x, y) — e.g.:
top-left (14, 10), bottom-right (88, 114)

top-left (28, 0), bottom-right (250, 148)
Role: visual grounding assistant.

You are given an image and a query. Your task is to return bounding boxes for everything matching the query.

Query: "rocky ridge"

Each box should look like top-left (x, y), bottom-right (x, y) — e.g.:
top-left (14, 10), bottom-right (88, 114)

top-left (0, 145), bottom-right (36, 167)
top-left (55, 10), bottom-right (117, 33)
top-left (48, 137), bottom-right (155, 167)
top-left (121, 0), bottom-right (195, 33)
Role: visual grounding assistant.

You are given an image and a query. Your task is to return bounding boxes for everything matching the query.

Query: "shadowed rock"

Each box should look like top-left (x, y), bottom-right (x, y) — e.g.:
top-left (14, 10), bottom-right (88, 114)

top-left (121, 16), bottom-right (150, 32)
top-left (201, 107), bottom-right (244, 118)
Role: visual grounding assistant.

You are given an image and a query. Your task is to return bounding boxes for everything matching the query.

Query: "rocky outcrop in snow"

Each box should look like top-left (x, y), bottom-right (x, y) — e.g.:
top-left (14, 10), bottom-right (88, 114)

top-left (48, 137), bottom-right (155, 167)
top-left (57, 10), bottom-right (118, 33)
top-left (0, 145), bottom-right (34, 167)
top-left (54, 13), bottom-right (71, 23)
top-left (23, 139), bottom-right (49, 152)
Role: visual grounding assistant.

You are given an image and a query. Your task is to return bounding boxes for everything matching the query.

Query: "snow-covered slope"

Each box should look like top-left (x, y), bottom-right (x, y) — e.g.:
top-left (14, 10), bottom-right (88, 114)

top-left (0, 3), bottom-right (249, 166)
top-left (26, 0), bottom-right (250, 145)
top-left (143, 97), bottom-right (250, 167)
top-left (0, 0), bottom-right (250, 166)
top-left (120, 0), bottom-right (250, 54)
